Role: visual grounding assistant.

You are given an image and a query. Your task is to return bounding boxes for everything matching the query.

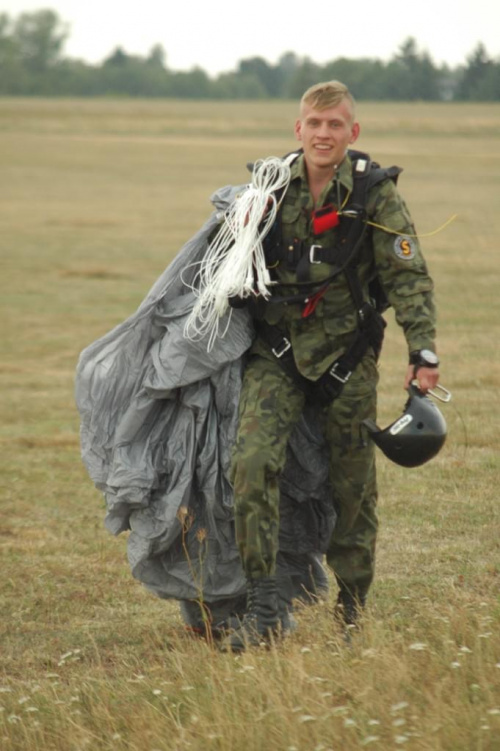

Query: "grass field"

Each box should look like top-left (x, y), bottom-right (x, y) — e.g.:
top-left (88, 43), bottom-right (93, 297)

top-left (1, 98), bottom-right (499, 751)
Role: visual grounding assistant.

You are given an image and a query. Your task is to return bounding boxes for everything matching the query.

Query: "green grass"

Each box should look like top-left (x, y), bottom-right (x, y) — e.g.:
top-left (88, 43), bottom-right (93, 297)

top-left (1, 99), bottom-right (499, 751)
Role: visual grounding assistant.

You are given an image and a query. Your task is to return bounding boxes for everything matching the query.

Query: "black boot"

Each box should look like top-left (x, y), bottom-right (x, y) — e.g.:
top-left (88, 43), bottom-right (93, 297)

top-left (223, 576), bottom-right (280, 652)
top-left (334, 587), bottom-right (366, 643)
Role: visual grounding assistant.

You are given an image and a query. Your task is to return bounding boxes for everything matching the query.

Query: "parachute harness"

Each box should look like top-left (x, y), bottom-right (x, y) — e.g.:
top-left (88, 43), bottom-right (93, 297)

top-left (184, 156), bottom-right (293, 351)
top-left (183, 150), bottom-right (456, 352)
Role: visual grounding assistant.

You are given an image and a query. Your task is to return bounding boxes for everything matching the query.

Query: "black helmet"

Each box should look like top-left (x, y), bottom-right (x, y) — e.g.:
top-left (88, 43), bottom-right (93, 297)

top-left (363, 384), bottom-right (447, 468)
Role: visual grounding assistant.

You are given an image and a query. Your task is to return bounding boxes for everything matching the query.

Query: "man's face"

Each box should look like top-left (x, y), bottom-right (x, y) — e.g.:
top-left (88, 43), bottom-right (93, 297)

top-left (295, 100), bottom-right (360, 173)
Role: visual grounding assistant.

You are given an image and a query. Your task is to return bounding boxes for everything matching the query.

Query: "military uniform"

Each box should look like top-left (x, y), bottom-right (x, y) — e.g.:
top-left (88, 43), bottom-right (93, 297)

top-left (231, 152), bottom-right (436, 603)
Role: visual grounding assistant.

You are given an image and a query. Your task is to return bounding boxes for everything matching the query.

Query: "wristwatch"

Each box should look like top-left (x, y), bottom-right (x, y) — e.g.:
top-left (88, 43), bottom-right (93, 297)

top-left (409, 349), bottom-right (440, 368)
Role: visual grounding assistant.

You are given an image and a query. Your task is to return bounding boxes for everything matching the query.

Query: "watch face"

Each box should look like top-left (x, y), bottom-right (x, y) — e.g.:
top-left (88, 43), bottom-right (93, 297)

top-left (420, 349), bottom-right (439, 366)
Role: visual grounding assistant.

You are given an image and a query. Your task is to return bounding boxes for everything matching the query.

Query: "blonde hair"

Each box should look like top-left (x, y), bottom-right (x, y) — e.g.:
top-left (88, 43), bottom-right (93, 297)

top-left (300, 80), bottom-right (355, 119)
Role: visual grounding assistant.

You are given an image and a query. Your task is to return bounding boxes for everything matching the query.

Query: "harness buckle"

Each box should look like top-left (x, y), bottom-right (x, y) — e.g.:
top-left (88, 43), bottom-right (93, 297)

top-left (272, 337), bottom-right (292, 359)
top-left (309, 244), bottom-right (323, 264)
top-left (329, 361), bottom-right (352, 384)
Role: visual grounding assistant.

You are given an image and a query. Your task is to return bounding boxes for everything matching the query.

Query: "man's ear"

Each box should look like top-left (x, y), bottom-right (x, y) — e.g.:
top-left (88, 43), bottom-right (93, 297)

top-left (294, 118), bottom-right (303, 142)
top-left (350, 122), bottom-right (360, 144)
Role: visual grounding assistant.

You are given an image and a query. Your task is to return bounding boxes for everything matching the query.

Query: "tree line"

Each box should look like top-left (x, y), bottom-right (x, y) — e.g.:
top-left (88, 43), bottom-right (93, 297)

top-left (1, 9), bottom-right (499, 100)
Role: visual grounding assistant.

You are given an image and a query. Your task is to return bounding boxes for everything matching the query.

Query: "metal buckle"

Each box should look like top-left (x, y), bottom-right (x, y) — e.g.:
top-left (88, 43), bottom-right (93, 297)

top-left (272, 338), bottom-right (291, 359)
top-left (428, 384), bottom-right (452, 403)
top-left (309, 244), bottom-right (322, 264)
top-left (329, 361), bottom-right (352, 384)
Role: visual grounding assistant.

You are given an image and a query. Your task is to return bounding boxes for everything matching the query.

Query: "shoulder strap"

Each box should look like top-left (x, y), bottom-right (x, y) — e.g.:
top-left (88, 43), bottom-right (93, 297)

top-left (347, 149), bottom-right (402, 209)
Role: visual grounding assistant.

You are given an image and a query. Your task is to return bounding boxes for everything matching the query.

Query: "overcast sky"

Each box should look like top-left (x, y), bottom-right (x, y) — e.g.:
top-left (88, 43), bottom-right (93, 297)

top-left (3, 0), bottom-right (499, 75)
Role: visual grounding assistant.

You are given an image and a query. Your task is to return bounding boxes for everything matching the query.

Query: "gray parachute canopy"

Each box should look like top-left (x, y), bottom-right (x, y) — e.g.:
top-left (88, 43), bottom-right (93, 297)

top-left (75, 184), bottom-right (335, 604)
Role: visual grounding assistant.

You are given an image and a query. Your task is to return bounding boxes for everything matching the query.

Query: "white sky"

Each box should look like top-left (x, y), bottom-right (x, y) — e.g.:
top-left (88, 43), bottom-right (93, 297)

top-left (3, 0), bottom-right (499, 75)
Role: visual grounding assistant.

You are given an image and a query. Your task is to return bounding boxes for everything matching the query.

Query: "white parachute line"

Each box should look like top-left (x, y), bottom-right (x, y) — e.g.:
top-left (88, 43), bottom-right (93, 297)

top-left (183, 157), bottom-right (292, 350)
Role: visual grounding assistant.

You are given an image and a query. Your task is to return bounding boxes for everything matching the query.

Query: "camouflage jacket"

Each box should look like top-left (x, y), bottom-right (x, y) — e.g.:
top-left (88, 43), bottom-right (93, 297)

top-left (251, 153), bottom-right (436, 380)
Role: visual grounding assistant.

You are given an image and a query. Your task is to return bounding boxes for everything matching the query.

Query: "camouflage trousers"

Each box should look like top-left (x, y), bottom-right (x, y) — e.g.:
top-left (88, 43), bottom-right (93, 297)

top-left (231, 353), bottom-right (379, 600)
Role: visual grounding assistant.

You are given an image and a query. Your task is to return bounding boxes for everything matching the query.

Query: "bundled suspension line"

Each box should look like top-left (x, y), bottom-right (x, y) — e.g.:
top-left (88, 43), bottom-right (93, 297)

top-left (184, 156), bottom-right (292, 351)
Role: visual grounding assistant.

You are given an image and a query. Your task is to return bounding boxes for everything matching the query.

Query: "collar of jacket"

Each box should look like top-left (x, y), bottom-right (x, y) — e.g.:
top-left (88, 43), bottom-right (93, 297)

top-left (289, 152), bottom-right (354, 195)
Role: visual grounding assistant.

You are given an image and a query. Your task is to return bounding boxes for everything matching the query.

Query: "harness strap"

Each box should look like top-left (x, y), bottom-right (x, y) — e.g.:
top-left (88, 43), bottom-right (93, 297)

top-left (261, 207), bottom-right (369, 310)
top-left (247, 150), bottom-right (399, 400)
top-left (257, 320), bottom-right (379, 406)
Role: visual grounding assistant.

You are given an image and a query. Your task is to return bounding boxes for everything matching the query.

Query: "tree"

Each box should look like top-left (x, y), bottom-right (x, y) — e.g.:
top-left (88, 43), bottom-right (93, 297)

top-left (147, 44), bottom-right (167, 69)
top-left (277, 51), bottom-right (300, 77)
top-left (102, 46), bottom-right (129, 67)
top-left (238, 57), bottom-right (281, 97)
top-left (321, 57), bottom-right (387, 100)
top-left (212, 71), bottom-right (267, 99)
top-left (287, 58), bottom-right (323, 98)
top-left (171, 67), bottom-right (211, 98)
top-left (456, 43), bottom-right (497, 100)
top-left (12, 9), bottom-right (68, 73)
top-left (99, 49), bottom-right (173, 96)
top-left (385, 37), bottom-right (441, 100)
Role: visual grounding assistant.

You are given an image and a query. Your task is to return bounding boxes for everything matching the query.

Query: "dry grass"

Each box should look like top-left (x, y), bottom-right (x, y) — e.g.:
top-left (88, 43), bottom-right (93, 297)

top-left (0, 99), bottom-right (499, 751)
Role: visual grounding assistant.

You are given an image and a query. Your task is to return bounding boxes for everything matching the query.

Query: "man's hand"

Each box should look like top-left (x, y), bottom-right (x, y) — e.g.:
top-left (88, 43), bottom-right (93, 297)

top-left (404, 364), bottom-right (440, 392)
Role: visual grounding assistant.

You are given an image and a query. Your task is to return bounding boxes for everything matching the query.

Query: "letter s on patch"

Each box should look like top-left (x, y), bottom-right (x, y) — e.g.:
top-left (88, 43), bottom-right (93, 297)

top-left (394, 235), bottom-right (416, 260)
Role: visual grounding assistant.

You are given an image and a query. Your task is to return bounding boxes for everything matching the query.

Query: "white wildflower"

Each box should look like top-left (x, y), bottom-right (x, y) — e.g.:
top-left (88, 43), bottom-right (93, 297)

top-left (332, 706), bottom-right (349, 715)
top-left (391, 702), bottom-right (409, 713)
top-left (409, 642), bottom-right (427, 651)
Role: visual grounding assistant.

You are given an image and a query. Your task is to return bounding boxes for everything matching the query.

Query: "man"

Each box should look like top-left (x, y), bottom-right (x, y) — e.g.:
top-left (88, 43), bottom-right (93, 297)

top-left (227, 80), bottom-right (439, 650)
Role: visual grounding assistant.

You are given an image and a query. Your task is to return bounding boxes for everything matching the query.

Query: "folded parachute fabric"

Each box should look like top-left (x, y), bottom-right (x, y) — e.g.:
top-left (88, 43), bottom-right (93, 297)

top-left (75, 182), bottom-right (335, 605)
